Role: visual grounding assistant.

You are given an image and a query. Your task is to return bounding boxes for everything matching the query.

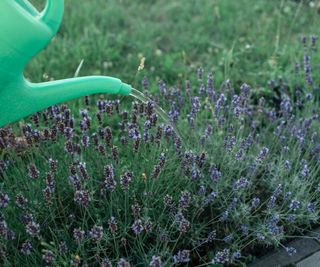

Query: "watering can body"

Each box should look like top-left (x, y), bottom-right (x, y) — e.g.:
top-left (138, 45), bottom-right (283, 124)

top-left (0, 0), bottom-right (132, 128)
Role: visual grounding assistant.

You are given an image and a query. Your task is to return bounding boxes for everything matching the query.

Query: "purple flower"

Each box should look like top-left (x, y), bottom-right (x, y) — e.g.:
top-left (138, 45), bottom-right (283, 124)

top-left (175, 212), bottom-right (189, 233)
top-left (21, 240), bottom-right (33, 255)
top-left (196, 152), bottom-right (207, 168)
top-left (223, 234), bottom-right (233, 243)
top-left (164, 125), bottom-right (173, 139)
top-left (149, 256), bottom-right (163, 267)
top-left (209, 165), bottom-right (222, 182)
top-left (117, 258), bottom-right (131, 267)
top-left (273, 184), bottom-right (283, 197)
top-left (68, 175), bottom-right (82, 190)
top-left (256, 147), bottom-right (269, 163)
top-left (215, 94), bottom-right (226, 115)
top-left (28, 164), bottom-right (39, 179)
top-left (184, 80), bottom-right (191, 97)
top-left (120, 172), bottom-right (133, 191)
top-left (89, 225), bottom-right (104, 242)
top-left (59, 241), bottom-right (68, 255)
top-left (79, 162), bottom-right (89, 180)
top-left (289, 200), bottom-right (301, 211)
top-left (152, 165), bottom-right (161, 179)
top-left (6, 229), bottom-right (16, 241)
top-left (159, 80), bottom-right (166, 96)
top-left (131, 219), bottom-right (144, 234)
top-left (199, 83), bottom-right (206, 95)
top-left (0, 220), bottom-right (8, 239)
top-left (104, 165), bottom-right (117, 192)
top-left (46, 172), bottom-right (56, 193)
top-left (26, 221), bottom-right (40, 237)
top-left (48, 158), bottom-right (58, 173)
top-left (43, 187), bottom-right (52, 205)
top-left (233, 177), bottom-right (249, 190)
top-left (240, 83), bottom-right (251, 98)
top-left (241, 225), bottom-right (249, 236)
top-left (304, 54), bottom-right (313, 85)
top-left (213, 249), bottom-right (230, 264)
top-left (285, 246), bottom-right (297, 256)
top-left (206, 230), bottom-right (217, 242)
top-left (0, 191), bottom-right (9, 209)
top-left (306, 93), bottom-right (313, 101)
top-left (198, 185), bottom-right (206, 196)
top-left (307, 202), bottom-right (316, 213)
top-left (42, 250), bottom-right (55, 265)
top-left (219, 210), bottom-right (229, 222)
top-left (235, 149), bottom-right (244, 159)
top-left (266, 215), bottom-right (283, 236)
top-left (204, 191), bottom-right (217, 205)
top-left (191, 97), bottom-right (201, 115)
top-left (228, 197), bottom-right (238, 210)
top-left (142, 76), bottom-right (149, 90)
top-left (197, 67), bottom-right (204, 80)
top-left (257, 233), bottom-right (265, 241)
top-left (301, 35), bottom-right (307, 46)
top-left (311, 35), bottom-right (318, 48)
top-left (178, 191), bottom-right (191, 209)
top-left (267, 195), bottom-right (277, 209)
top-left (169, 101), bottom-right (180, 123)
top-left (163, 195), bottom-right (173, 207)
top-left (73, 227), bottom-right (85, 244)
top-left (251, 197), bottom-right (260, 208)
top-left (178, 218), bottom-right (190, 233)
top-left (285, 212), bottom-right (296, 222)
top-left (232, 94), bottom-right (241, 107)
top-left (144, 219), bottom-right (153, 233)
top-left (191, 168), bottom-right (201, 181)
top-left (173, 250), bottom-right (190, 264)
top-left (108, 216), bottom-right (118, 234)
top-left (74, 190), bottom-right (90, 207)
top-left (81, 134), bottom-right (90, 147)
top-left (284, 160), bottom-right (291, 171)
top-left (224, 136), bottom-right (236, 151)
top-left (20, 213), bottom-right (34, 225)
top-left (300, 164), bottom-right (310, 178)
top-left (104, 127), bottom-right (113, 145)
top-left (101, 258), bottom-right (113, 267)
top-left (233, 251), bottom-right (241, 259)
top-left (280, 99), bottom-right (292, 116)
top-left (207, 72), bottom-right (214, 92)
top-left (131, 203), bottom-right (141, 218)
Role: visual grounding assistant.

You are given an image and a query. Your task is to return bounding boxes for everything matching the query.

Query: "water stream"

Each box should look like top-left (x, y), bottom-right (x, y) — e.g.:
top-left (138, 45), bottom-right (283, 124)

top-left (129, 88), bottom-right (182, 140)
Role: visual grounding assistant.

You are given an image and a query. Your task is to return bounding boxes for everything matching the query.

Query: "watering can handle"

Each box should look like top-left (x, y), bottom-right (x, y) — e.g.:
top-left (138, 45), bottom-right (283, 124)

top-left (40, 0), bottom-right (64, 34)
top-left (16, 0), bottom-right (64, 34)
top-left (15, 0), bottom-right (39, 16)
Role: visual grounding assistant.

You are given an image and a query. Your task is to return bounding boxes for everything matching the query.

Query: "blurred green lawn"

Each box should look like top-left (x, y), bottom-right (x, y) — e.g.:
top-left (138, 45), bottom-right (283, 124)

top-left (28, 0), bottom-right (320, 90)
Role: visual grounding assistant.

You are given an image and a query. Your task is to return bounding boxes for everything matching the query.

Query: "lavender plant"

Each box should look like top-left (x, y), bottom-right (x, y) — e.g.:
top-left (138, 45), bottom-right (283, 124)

top-left (0, 36), bottom-right (319, 266)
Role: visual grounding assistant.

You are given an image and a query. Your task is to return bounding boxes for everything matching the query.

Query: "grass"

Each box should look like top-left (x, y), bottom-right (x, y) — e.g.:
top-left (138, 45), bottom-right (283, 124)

top-left (28, 0), bottom-right (319, 89)
top-left (0, 0), bottom-right (320, 266)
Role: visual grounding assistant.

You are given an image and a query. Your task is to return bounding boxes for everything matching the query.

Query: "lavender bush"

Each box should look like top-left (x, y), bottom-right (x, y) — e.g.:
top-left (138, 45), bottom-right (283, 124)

top-left (0, 36), bottom-right (319, 266)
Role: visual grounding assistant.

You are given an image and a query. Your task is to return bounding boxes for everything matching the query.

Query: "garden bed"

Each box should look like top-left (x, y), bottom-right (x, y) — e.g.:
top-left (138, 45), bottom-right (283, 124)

top-left (1, 35), bottom-right (320, 266)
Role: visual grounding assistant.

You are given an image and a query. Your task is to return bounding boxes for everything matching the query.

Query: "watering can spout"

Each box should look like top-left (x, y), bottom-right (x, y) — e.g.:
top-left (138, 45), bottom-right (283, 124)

top-left (29, 76), bottom-right (132, 105)
top-left (0, 77), bottom-right (132, 128)
top-left (30, 76), bottom-right (132, 99)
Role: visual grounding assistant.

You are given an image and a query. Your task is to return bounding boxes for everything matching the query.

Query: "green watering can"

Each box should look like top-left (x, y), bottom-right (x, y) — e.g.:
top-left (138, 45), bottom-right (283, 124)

top-left (0, 0), bottom-right (132, 128)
